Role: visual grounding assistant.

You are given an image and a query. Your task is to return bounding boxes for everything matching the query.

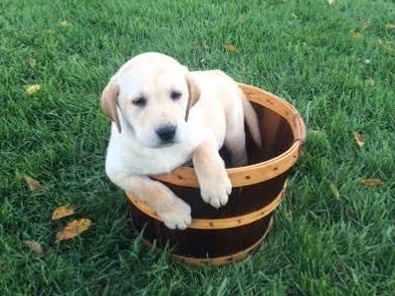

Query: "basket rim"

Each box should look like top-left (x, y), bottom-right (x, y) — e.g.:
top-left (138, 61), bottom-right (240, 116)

top-left (152, 83), bottom-right (307, 187)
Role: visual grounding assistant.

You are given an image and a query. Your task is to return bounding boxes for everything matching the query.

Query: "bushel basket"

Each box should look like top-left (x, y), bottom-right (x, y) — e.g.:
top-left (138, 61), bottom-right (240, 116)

top-left (127, 83), bottom-right (306, 265)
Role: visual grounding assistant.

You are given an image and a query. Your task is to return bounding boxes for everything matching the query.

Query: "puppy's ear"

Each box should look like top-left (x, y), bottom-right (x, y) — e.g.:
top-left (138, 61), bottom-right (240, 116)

top-left (185, 74), bottom-right (200, 121)
top-left (100, 81), bottom-right (122, 133)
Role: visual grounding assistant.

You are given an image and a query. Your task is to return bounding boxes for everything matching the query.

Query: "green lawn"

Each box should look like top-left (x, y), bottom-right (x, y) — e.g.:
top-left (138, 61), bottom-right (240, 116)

top-left (1, 0), bottom-right (395, 295)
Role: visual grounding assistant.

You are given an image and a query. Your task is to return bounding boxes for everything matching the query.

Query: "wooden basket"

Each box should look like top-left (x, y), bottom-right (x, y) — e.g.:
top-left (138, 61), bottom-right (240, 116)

top-left (127, 83), bottom-right (306, 265)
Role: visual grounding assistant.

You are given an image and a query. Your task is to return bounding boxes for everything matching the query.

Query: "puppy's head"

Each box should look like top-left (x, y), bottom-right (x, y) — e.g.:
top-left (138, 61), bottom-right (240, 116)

top-left (100, 52), bottom-right (200, 148)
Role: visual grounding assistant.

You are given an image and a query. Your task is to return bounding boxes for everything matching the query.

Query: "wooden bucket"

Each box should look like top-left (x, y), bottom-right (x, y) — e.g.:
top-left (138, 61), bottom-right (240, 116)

top-left (127, 83), bottom-right (306, 265)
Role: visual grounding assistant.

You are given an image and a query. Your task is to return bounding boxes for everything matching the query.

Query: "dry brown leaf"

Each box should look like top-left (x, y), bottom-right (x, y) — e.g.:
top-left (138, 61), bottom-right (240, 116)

top-left (24, 240), bottom-right (44, 255)
top-left (26, 84), bottom-right (41, 96)
top-left (328, 182), bottom-right (340, 200)
top-left (23, 175), bottom-right (42, 190)
top-left (224, 44), bottom-right (238, 53)
top-left (360, 178), bottom-right (384, 186)
top-left (349, 30), bottom-right (363, 40)
top-left (52, 204), bottom-right (75, 220)
top-left (353, 132), bottom-right (364, 148)
top-left (56, 218), bottom-right (92, 241)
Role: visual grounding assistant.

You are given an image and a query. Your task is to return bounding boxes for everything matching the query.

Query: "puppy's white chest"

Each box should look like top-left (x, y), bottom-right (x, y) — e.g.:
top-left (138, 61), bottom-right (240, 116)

top-left (132, 145), bottom-right (193, 174)
top-left (107, 133), bottom-right (195, 175)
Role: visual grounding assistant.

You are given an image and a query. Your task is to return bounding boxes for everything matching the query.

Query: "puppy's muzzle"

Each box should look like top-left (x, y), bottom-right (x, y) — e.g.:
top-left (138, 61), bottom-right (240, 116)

top-left (156, 124), bottom-right (177, 143)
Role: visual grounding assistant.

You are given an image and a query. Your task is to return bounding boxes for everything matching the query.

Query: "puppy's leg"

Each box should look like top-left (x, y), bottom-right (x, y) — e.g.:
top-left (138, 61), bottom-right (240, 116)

top-left (224, 108), bottom-right (249, 167)
top-left (193, 141), bottom-right (232, 208)
top-left (224, 132), bottom-right (248, 167)
top-left (109, 173), bottom-right (191, 230)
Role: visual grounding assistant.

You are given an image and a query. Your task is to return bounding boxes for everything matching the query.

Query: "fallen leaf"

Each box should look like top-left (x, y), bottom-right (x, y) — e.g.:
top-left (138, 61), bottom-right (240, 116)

top-left (327, 0), bottom-right (335, 6)
top-left (24, 240), bottom-right (44, 255)
top-left (52, 204), bottom-right (75, 220)
top-left (60, 20), bottom-right (72, 27)
top-left (353, 132), bottom-right (364, 148)
top-left (360, 178), bottom-right (384, 186)
top-left (224, 44), bottom-right (238, 53)
top-left (26, 84), bottom-right (41, 96)
top-left (365, 76), bottom-right (375, 87)
top-left (349, 30), bottom-right (363, 40)
top-left (23, 175), bottom-right (42, 190)
top-left (385, 23), bottom-right (395, 30)
top-left (56, 218), bottom-right (92, 241)
top-left (328, 181), bottom-right (340, 200)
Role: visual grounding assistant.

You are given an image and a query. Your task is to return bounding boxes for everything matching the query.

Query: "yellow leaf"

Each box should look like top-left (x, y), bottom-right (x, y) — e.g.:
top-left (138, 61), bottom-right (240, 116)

top-left (385, 23), bottom-right (395, 30)
top-left (224, 44), bottom-right (238, 53)
top-left (349, 30), bottom-right (363, 40)
top-left (360, 178), bottom-right (384, 186)
top-left (60, 20), bottom-right (72, 27)
top-left (26, 84), bottom-right (41, 96)
top-left (353, 132), bottom-right (364, 148)
top-left (24, 240), bottom-right (44, 255)
top-left (23, 175), bottom-right (42, 190)
top-left (52, 204), bottom-right (75, 220)
top-left (328, 181), bottom-right (340, 200)
top-left (56, 218), bottom-right (92, 241)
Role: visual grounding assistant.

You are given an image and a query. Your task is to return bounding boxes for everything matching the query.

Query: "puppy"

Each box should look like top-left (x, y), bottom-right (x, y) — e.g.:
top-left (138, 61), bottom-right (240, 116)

top-left (101, 52), bottom-right (261, 230)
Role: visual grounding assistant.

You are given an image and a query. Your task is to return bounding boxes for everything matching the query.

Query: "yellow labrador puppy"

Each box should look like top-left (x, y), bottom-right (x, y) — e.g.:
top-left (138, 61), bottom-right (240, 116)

top-left (101, 52), bottom-right (261, 230)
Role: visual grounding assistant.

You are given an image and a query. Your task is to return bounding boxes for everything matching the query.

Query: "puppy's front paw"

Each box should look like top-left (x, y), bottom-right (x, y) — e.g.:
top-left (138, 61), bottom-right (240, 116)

top-left (157, 198), bottom-right (192, 230)
top-left (200, 171), bottom-right (232, 209)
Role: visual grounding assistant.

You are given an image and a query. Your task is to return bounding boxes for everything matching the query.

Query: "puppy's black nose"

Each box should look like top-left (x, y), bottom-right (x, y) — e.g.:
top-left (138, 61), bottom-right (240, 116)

top-left (156, 124), bottom-right (177, 142)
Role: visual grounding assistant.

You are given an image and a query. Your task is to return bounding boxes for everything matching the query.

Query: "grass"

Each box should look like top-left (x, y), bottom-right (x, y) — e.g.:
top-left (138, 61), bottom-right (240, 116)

top-left (1, 0), bottom-right (394, 294)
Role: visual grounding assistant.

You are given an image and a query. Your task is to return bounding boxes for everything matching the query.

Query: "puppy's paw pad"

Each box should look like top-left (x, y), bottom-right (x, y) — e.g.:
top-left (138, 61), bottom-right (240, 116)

top-left (200, 174), bottom-right (232, 209)
top-left (158, 199), bottom-right (192, 230)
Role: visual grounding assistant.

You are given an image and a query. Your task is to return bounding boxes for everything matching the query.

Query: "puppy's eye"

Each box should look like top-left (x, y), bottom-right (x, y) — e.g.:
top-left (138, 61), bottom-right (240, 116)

top-left (170, 91), bottom-right (182, 101)
top-left (132, 97), bottom-right (147, 107)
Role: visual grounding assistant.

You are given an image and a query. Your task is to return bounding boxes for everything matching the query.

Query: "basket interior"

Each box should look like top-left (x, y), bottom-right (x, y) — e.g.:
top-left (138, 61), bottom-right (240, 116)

top-left (165, 102), bottom-right (294, 219)
top-left (247, 101), bottom-right (293, 164)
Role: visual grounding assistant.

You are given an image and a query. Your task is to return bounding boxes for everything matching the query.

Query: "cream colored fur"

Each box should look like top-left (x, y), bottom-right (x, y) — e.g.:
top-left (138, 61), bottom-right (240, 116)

top-left (101, 52), bottom-right (261, 230)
